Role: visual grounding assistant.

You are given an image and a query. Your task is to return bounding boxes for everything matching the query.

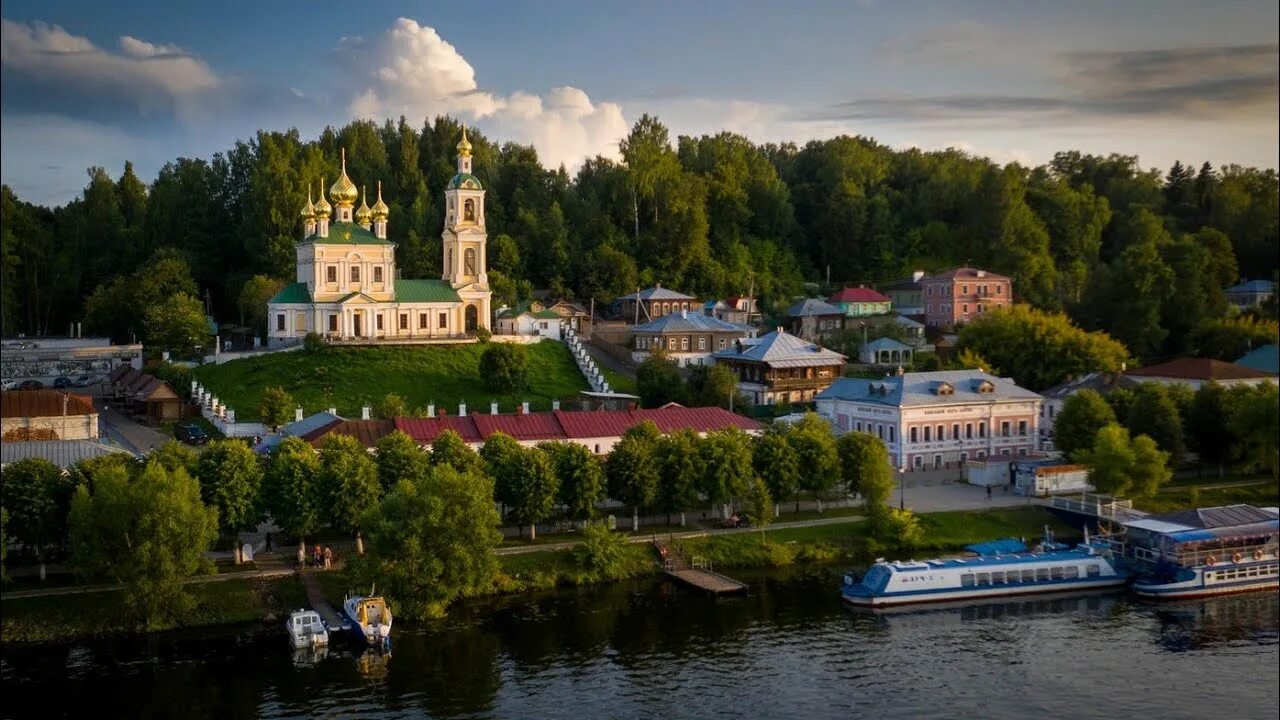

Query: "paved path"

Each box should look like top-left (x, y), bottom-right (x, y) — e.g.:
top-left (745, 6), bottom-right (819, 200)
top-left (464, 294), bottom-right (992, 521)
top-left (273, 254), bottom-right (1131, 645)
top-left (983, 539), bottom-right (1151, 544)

top-left (1, 567), bottom-right (294, 600)
top-left (96, 400), bottom-right (172, 455)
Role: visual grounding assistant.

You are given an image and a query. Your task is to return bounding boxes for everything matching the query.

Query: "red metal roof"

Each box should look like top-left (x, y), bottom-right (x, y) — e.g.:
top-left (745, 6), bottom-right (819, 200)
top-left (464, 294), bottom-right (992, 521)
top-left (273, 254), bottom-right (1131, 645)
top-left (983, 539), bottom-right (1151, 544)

top-left (310, 419), bottom-right (393, 448)
top-left (634, 406), bottom-right (763, 433)
top-left (554, 409), bottom-right (638, 439)
top-left (1, 390), bottom-right (96, 418)
top-left (1127, 358), bottom-right (1274, 381)
top-left (474, 412), bottom-right (566, 441)
top-left (395, 416), bottom-right (484, 444)
top-left (390, 406), bottom-right (763, 445)
top-left (828, 286), bottom-right (890, 303)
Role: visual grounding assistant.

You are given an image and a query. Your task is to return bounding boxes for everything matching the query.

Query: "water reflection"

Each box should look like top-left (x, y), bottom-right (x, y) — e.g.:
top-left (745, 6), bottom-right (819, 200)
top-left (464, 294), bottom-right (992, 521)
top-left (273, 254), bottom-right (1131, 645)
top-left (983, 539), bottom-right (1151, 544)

top-left (1149, 592), bottom-right (1280, 653)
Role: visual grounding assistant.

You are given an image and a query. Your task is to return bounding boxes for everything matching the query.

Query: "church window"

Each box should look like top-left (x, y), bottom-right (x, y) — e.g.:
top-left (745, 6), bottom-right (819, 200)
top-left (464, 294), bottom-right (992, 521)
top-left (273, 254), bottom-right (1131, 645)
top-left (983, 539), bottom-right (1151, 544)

top-left (464, 248), bottom-right (476, 276)
top-left (438, 313), bottom-right (448, 329)
top-left (374, 267), bottom-right (384, 283)
top-left (419, 313), bottom-right (428, 329)
top-left (351, 267), bottom-right (360, 283)
top-left (326, 266), bottom-right (337, 283)
top-left (376, 314), bottom-right (384, 331)
top-left (399, 314), bottom-right (408, 330)
top-left (464, 198), bottom-right (476, 222)
top-left (329, 315), bottom-right (338, 332)
top-left (276, 314), bottom-right (285, 331)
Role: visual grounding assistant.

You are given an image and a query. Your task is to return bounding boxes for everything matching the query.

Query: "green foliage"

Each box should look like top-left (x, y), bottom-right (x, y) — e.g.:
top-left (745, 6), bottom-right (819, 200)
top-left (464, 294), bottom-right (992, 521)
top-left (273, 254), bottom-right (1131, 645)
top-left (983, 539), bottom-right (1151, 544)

top-left (258, 385), bottom-right (294, 431)
top-left (431, 428), bottom-right (483, 474)
top-left (0, 458), bottom-right (76, 561)
top-left (787, 413), bottom-right (840, 506)
top-left (360, 464), bottom-right (502, 619)
top-left (68, 461), bottom-right (218, 628)
top-left (1076, 424), bottom-right (1172, 498)
top-left (741, 477), bottom-right (774, 533)
top-left (303, 332), bottom-right (325, 353)
top-left (1187, 316), bottom-right (1279, 361)
top-left (479, 343), bottom-right (528, 394)
top-left (873, 508), bottom-right (924, 553)
top-left (571, 523), bottom-right (634, 582)
top-left (262, 436), bottom-right (322, 542)
top-left (1231, 382), bottom-right (1280, 479)
top-left (837, 431), bottom-right (893, 507)
top-left (1187, 383), bottom-right (1235, 470)
top-left (316, 434), bottom-right (380, 539)
top-left (194, 439), bottom-right (263, 536)
top-left (541, 440), bottom-right (605, 521)
top-left (148, 440), bottom-right (199, 475)
top-left (685, 363), bottom-right (738, 409)
top-left (374, 430), bottom-right (429, 491)
top-left (605, 420), bottom-right (661, 518)
top-left (1054, 389), bottom-right (1118, 458)
top-left (238, 275), bottom-right (284, 336)
top-left (481, 431), bottom-right (525, 511)
top-left (145, 292), bottom-right (209, 355)
top-left (636, 352), bottom-right (684, 408)
top-left (376, 392), bottom-right (409, 420)
top-left (654, 429), bottom-right (700, 522)
top-left (473, 326), bottom-right (492, 343)
top-left (698, 427), bottom-right (755, 509)
top-left (753, 428), bottom-right (801, 510)
top-left (958, 305), bottom-right (1130, 391)
top-left (1125, 384), bottom-right (1186, 464)
top-left (148, 362), bottom-right (193, 399)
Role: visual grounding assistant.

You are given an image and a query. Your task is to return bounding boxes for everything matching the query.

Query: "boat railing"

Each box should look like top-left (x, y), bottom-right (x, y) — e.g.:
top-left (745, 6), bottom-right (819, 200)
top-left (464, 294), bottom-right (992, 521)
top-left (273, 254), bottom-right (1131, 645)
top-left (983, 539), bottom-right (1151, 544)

top-left (1048, 493), bottom-right (1136, 520)
top-left (1166, 543), bottom-right (1277, 567)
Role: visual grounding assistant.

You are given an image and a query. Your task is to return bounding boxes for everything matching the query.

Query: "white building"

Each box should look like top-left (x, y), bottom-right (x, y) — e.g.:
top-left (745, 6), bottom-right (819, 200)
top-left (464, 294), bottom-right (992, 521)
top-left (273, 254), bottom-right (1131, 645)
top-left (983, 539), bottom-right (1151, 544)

top-left (494, 302), bottom-right (565, 339)
top-left (267, 134), bottom-right (492, 346)
top-left (815, 370), bottom-right (1042, 472)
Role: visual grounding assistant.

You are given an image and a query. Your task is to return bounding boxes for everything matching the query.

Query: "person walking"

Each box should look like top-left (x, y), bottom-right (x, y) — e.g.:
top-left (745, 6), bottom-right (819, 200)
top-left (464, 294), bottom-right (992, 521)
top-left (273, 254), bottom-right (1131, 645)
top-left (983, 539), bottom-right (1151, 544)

top-left (986, 485), bottom-right (992, 500)
top-left (264, 532), bottom-right (272, 553)
top-left (323, 546), bottom-right (333, 570)
top-left (313, 544), bottom-right (322, 568)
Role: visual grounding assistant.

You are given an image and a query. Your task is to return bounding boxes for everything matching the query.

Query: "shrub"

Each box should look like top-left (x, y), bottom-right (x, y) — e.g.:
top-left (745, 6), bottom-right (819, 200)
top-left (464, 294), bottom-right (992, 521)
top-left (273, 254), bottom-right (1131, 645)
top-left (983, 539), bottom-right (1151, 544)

top-left (473, 327), bottom-right (492, 343)
top-left (479, 342), bottom-right (528, 394)
top-left (572, 523), bottom-right (632, 582)
top-left (303, 332), bottom-right (324, 353)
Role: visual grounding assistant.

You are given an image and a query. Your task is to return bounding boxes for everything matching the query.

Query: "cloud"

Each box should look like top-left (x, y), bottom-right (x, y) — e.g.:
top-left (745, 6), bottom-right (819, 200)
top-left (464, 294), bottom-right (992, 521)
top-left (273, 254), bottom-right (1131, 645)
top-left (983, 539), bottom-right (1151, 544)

top-left (347, 18), bottom-right (628, 169)
top-left (821, 43), bottom-right (1279, 127)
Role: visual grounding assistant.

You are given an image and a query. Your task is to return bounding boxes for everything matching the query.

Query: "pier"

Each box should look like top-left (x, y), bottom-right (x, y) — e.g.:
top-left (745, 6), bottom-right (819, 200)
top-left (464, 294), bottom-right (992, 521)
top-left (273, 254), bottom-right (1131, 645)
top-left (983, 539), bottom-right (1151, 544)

top-left (300, 570), bottom-right (349, 632)
top-left (654, 538), bottom-right (747, 595)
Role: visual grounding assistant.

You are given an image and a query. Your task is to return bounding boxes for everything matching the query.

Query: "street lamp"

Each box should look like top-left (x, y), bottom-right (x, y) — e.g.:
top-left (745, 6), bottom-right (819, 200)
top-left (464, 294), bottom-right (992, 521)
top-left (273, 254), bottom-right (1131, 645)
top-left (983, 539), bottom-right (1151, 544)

top-left (899, 465), bottom-right (907, 510)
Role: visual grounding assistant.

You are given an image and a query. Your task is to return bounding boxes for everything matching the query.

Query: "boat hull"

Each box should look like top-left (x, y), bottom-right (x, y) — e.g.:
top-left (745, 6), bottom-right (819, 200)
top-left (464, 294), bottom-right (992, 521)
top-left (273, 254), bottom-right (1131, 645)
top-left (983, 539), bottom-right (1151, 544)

top-left (842, 576), bottom-right (1129, 608)
top-left (342, 597), bottom-right (392, 646)
top-left (1132, 577), bottom-right (1279, 600)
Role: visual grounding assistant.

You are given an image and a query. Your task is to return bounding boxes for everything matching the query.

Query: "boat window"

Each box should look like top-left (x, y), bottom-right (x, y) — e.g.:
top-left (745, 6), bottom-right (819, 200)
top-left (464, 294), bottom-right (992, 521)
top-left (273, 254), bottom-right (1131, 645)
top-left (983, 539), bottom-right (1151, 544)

top-left (1064, 566), bottom-right (1079, 579)
top-left (1051, 567), bottom-right (1065, 580)
top-left (961, 574), bottom-right (975, 587)
top-left (1086, 564), bottom-right (1100, 578)
top-left (1036, 568), bottom-right (1050, 581)
top-left (976, 573), bottom-right (990, 586)
top-left (990, 571), bottom-right (1005, 584)
top-left (1022, 570), bottom-right (1035, 583)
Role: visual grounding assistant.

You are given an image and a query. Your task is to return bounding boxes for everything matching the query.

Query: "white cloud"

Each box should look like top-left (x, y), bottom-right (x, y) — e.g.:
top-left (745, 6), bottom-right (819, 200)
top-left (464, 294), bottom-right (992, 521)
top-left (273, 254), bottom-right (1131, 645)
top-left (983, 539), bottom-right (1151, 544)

top-left (348, 18), bottom-right (627, 169)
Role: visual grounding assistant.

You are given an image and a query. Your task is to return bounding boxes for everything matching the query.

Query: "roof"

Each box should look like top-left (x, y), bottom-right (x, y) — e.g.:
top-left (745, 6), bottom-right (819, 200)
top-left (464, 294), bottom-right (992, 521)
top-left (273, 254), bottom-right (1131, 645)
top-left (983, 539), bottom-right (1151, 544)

top-left (391, 406), bottom-right (762, 445)
top-left (816, 370), bottom-right (1041, 407)
top-left (863, 337), bottom-right (912, 352)
top-left (307, 419), bottom-right (394, 448)
top-left (1226, 279), bottom-right (1276, 293)
top-left (1235, 345), bottom-right (1279, 375)
top-left (394, 416), bottom-right (484, 444)
top-left (892, 315), bottom-right (924, 330)
top-left (922, 267), bottom-right (1010, 283)
top-left (395, 279), bottom-right (462, 303)
top-left (447, 172), bottom-right (484, 190)
top-left (713, 330), bottom-right (846, 368)
top-left (1, 439), bottom-right (132, 468)
top-left (617, 286), bottom-right (695, 302)
top-left (829, 287), bottom-right (890, 304)
top-left (497, 302), bottom-right (561, 320)
top-left (269, 282), bottom-right (312, 304)
top-left (881, 276), bottom-right (923, 292)
top-left (1127, 358), bottom-right (1274, 381)
top-left (785, 298), bottom-right (845, 317)
top-left (1039, 371), bottom-right (1121, 399)
top-left (1154, 504), bottom-right (1279, 529)
top-left (110, 369), bottom-right (180, 402)
top-left (632, 311), bottom-right (746, 334)
top-left (283, 411), bottom-right (343, 438)
top-left (1, 390), bottom-right (96, 418)
top-left (303, 221), bottom-right (392, 246)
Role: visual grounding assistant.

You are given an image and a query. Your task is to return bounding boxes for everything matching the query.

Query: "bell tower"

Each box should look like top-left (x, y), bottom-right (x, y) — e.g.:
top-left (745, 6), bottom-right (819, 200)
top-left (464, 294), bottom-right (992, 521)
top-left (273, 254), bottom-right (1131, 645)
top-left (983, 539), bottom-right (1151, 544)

top-left (442, 128), bottom-right (488, 290)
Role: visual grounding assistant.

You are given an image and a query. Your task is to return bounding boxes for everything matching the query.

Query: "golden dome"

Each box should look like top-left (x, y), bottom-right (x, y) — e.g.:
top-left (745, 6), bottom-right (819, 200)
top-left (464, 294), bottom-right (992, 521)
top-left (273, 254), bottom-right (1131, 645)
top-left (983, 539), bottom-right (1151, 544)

top-left (313, 179), bottom-right (332, 217)
top-left (300, 188), bottom-right (316, 220)
top-left (371, 180), bottom-right (389, 219)
top-left (329, 148), bottom-right (359, 206)
top-left (355, 186), bottom-right (373, 224)
top-left (456, 127), bottom-right (472, 157)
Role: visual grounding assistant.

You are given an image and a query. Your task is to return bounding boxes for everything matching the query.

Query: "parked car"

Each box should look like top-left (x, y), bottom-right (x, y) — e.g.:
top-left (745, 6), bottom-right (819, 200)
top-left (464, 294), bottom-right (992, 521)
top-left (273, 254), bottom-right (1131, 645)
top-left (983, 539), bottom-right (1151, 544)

top-left (175, 423), bottom-right (209, 445)
top-left (16, 379), bottom-right (44, 390)
top-left (52, 376), bottom-right (72, 388)
top-left (0, 379), bottom-right (18, 391)
top-left (71, 374), bottom-right (95, 387)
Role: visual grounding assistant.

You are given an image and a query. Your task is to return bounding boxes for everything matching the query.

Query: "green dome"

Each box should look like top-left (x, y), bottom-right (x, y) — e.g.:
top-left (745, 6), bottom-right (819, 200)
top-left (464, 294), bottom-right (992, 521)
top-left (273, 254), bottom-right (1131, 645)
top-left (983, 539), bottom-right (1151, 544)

top-left (448, 172), bottom-right (483, 190)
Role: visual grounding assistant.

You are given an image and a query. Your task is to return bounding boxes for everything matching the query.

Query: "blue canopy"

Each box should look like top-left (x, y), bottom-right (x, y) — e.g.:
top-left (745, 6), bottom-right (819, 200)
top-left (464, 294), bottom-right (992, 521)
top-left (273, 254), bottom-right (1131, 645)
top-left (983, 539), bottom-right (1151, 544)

top-left (965, 538), bottom-right (1028, 556)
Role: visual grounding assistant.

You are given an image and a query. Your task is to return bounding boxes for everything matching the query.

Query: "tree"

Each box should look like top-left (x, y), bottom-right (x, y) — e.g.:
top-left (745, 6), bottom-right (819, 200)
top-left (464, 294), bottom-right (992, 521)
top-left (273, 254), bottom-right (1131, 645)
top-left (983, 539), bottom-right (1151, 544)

top-left (958, 305), bottom-right (1130, 391)
top-left (0, 458), bottom-right (75, 580)
top-left (144, 292), bottom-right (208, 356)
top-left (541, 441), bottom-right (605, 522)
top-left (259, 386), bottom-right (294, 431)
top-left (507, 447), bottom-right (559, 540)
top-left (479, 343), bottom-right (528, 394)
top-left (654, 429), bottom-right (700, 525)
top-left (605, 420), bottom-right (660, 530)
top-left (686, 364), bottom-right (738, 409)
top-left (360, 464), bottom-right (502, 619)
top-left (636, 352), bottom-right (684, 408)
top-left (194, 439), bottom-right (263, 562)
top-left (481, 432), bottom-right (525, 517)
top-left (68, 461), bottom-right (217, 628)
top-left (874, 507), bottom-right (924, 553)
top-left (238, 275), bottom-right (284, 336)
top-left (263, 436), bottom-right (322, 564)
top-left (753, 428), bottom-right (801, 515)
top-left (837, 431), bottom-right (893, 510)
top-left (1054, 389), bottom-right (1118, 459)
top-left (698, 427), bottom-right (755, 517)
top-left (1187, 316), bottom-right (1279, 361)
top-left (1076, 424), bottom-right (1171, 498)
top-left (1231, 382), bottom-right (1280, 479)
top-left (374, 430), bottom-right (429, 491)
top-left (317, 434), bottom-right (381, 553)
top-left (377, 392), bottom-right (409, 420)
top-left (572, 522), bottom-right (633, 582)
top-left (1126, 384), bottom-right (1186, 465)
top-left (788, 413), bottom-right (840, 512)
top-left (148, 439), bottom-right (199, 475)
top-left (430, 429), bottom-right (483, 474)
top-left (741, 477), bottom-right (774, 540)
top-left (1187, 382), bottom-right (1236, 475)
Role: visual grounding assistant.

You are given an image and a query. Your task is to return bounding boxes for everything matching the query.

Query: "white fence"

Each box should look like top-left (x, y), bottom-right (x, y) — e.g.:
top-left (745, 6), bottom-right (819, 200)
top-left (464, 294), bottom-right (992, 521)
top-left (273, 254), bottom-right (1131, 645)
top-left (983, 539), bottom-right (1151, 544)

top-left (188, 380), bottom-right (267, 438)
top-left (564, 327), bottom-right (611, 394)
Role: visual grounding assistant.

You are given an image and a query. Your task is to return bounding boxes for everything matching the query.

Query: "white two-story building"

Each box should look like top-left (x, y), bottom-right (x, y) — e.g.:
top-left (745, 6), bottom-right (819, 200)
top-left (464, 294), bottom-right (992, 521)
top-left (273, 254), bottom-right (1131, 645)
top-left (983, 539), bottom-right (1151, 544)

top-left (815, 370), bottom-right (1043, 472)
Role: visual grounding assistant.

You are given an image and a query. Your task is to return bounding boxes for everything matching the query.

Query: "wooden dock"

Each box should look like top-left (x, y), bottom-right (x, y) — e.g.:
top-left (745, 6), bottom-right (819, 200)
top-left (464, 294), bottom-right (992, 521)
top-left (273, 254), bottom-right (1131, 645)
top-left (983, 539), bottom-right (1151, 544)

top-left (300, 570), bottom-right (350, 632)
top-left (655, 538), bottom-right (747, 596)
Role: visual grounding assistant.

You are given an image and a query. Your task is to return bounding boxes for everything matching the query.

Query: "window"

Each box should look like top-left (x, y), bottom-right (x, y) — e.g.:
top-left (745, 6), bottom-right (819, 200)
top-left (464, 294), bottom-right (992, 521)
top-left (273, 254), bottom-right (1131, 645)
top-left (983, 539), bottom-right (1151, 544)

top-left (959, 451), bottom-right (968, 464)
top-left (991, 571), bottom-right (1005, 584)
top-left (979, 422), bottom-right (987, 438)
top-left (856, 421), bottom-right (863, 432)
top-left (276, 314), bottom-right (286, 331)
top-left (997, 285), bottom-right (1003, 295)
top-left (438, 313), bottom-right (447, 329)
top-left (1022, 570), bottom-right (1036, 582)
top-left (1001, 449), bottom-right (1011, 456)
top-left (718, 338), bottom-right (727, 349)
top-left (888, 426), bottom-right (895, 443)
top-left (376, 314), bottom-right (384, 331)
top-left (962, 285), bottom-right (968, 294)
top-left (976, 573), bottom-right (990, 587)
top-left (924, 426), bottom-right (931, 442)
top-left (910, 427), bottom-right (918, 443)
top-left (1051, 567), bottom-right (1065, 580)
top-left (1018, 420), bottom-right (1028, 436)
top-left (399, 314), bottom-right (408, 330)
top-left (913, 455), bottom-right (923, 469)
top-left (419, 313), bottom-right (428, 329)
top-left (351, 266), bottom-right (360, 283)
top-left (962, 304), bottom-right (969, 314)
top-left (933, 454), bottom-right (942, 468)
top-left (540, 322), bottom-right (548, 330)
top-left (966, 423), bottom-right (973, 439)
top-left (1001, 421), bottom-right (1011, 437)
top-left (1064, 566), bottom-right (1079, 579)
top-left (952, 424), bottom-right (960, 440)
top-left (326, 266), bottom-right (337, 283)
top-left (1036, 568), bottom-right (1050, 581)
top-left (877, 425), bottom-right (884, 440)
top-left (961, 574), bottom-right (975, 587)
top-left (936, 424), bottom-right (945, 440)
top-left (374, 267), bottom-right (384, 283)
top-left (329, 315), bottom-right (338, 332)
top-left (698, 337), bottom-right (707, 350)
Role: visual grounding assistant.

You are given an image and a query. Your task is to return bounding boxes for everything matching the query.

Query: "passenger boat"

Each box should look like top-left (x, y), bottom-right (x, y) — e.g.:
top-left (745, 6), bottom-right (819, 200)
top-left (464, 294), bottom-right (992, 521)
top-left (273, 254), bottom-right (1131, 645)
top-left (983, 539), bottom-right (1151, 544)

top-left (286, 609), bottom-right (329, 649)
top-left (841, 529), bottom-right (1129, 608)
top-left (1124, 505), bottom-right (1278, 599)
top-left (343, 588), bottom-right (393, 647)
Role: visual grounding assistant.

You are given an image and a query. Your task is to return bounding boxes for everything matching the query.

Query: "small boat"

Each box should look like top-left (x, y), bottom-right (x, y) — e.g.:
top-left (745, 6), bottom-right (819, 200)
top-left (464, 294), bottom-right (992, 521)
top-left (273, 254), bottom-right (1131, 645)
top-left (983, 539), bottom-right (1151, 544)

top-left (343, 586), bottom-right (393, 647)
top-left (286, 609), bottom-right (329, 649)
top-left (1127, 506), bottom-right (1279, 599)
top-left (841, 527), bottom-right (1129, 608)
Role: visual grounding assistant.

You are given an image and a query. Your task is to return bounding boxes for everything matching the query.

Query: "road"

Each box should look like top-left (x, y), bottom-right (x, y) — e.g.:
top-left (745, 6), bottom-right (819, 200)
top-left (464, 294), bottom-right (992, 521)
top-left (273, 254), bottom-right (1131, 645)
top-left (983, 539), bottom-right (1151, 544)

top-left (96, 399), bottom-right (172, 455)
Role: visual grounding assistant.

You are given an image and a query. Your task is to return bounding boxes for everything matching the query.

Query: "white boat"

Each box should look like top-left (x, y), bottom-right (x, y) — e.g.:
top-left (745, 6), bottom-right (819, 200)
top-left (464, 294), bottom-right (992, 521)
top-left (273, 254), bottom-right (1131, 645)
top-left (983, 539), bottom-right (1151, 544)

top-left (1125, 505), bottom-right (1279, 599)
top-left (343, 588), bottom-right (393, 647)
top-left (286, 609), bottom-right (329, 649)
top-left (841, 529), bottom-right (1129, 608)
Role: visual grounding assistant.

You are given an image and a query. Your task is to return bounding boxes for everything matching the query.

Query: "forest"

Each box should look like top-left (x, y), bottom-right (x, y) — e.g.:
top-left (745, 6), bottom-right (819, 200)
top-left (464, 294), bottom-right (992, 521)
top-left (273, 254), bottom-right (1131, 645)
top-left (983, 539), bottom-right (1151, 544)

top-left (1, 113), bottom-right (1276, 363)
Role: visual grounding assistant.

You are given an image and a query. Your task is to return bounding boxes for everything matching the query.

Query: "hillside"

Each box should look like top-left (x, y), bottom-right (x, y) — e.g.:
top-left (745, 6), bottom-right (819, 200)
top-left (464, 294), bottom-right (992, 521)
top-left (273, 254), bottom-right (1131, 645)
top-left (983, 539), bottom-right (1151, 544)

top-left (192, 342), bottom-right (588, 422)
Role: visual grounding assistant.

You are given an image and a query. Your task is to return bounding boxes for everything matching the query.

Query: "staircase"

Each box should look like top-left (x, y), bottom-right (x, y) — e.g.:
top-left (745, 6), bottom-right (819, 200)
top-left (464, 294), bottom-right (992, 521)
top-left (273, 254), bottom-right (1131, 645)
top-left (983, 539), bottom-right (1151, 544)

top-left (564, 326), bottom-right (611, 394)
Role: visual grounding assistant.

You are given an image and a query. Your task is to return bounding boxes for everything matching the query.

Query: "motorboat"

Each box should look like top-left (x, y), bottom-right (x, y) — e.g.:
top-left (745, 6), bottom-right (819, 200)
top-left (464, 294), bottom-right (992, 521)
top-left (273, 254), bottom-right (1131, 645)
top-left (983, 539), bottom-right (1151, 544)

top-left (343, 587), bottom-right (393, 647)
top-left (287, 609), bottom-right (329, 649)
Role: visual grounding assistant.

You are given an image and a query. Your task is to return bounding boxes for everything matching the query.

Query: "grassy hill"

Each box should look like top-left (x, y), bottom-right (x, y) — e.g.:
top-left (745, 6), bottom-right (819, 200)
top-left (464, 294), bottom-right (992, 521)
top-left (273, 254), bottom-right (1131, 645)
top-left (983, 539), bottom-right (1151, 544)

top-left (193, 342), bottom-right (589, 421)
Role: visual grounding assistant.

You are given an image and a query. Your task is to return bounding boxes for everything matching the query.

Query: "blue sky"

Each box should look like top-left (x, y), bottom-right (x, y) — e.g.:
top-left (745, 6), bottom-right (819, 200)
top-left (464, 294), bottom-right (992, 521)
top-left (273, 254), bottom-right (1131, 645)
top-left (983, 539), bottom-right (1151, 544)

top-left (2, 0), bottom-right (1277, 206)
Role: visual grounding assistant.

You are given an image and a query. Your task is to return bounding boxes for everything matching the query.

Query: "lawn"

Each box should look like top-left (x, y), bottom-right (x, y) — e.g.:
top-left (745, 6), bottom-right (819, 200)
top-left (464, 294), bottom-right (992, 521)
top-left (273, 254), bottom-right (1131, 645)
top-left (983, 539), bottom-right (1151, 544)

top-left (193, 342), bottom-right (589, 421)
top-left (600, 366), bottom-right (638, 395)
top-left (1134, 481), bottom-right (1279, 515)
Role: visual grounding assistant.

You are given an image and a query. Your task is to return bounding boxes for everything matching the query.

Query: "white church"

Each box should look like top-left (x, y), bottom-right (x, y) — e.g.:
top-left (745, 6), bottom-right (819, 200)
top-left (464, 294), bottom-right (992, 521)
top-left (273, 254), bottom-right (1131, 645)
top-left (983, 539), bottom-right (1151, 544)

top-left (267, 131), bottom-right (492, 346)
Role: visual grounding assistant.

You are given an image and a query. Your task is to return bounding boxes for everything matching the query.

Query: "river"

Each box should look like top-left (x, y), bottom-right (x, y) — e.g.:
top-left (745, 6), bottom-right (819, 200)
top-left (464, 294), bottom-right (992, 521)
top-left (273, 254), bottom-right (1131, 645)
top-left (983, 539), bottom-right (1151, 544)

top-left (2, 569), bottom-right (1277, 719)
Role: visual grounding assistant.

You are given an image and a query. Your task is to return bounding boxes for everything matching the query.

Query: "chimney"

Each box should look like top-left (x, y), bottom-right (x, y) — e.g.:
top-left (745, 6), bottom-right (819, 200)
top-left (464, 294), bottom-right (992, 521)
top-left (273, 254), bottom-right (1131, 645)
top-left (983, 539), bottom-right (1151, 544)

top-left (295, 407), bottom-right (304, 422)
top-left (459, 401), bottom-right (467, 416)
top-left (427, 402), bottom-right (436, 417)
top-left (522, 401), bottom-right (530, 414)
top-left (552, 399), bottom-right (561, 411)
top-left (328, 407), bottom-right (337, 416)
top-left (681, 308), bottom-right (687, 319)
top-left (361, 405), bottom-right (371, 420)
top-left (490, 401), bottom-right (499, 415)
top-left (913, 269), bottom-right (925, 283)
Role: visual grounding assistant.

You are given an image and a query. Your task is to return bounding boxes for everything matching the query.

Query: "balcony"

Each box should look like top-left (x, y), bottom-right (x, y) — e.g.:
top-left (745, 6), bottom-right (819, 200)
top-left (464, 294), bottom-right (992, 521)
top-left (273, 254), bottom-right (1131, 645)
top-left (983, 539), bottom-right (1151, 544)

top-left (765, 376), bottom-right (838, 391)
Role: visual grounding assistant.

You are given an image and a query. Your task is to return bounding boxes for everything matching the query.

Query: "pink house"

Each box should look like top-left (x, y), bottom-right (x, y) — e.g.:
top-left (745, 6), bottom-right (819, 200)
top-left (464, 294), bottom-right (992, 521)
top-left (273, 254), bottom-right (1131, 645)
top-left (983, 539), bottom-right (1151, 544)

top-left (921, 267), bottom-right (1011, 329)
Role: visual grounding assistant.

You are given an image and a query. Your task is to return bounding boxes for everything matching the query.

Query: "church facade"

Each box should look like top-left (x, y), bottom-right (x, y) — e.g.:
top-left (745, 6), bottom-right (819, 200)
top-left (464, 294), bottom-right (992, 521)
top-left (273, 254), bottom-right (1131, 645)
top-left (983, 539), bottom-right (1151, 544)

top-left (267, 132), bottom-right (491, 346)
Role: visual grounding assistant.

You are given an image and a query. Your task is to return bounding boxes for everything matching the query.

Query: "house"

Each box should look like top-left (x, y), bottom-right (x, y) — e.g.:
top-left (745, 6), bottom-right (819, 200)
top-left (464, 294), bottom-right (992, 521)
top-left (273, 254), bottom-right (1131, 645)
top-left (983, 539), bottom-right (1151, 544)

top-left (784, 298), bottom-right (845, 340)
top-left (921, 267), bottom-right (1012, 329)
top-left (891, 314), bottom-right (927, 348)
top-left (880, 271), bottom-right (926, 315)
top-left (828, 286), bottom-right (892, 318)
top-left (267, 135), bottom-right (491, 346)
top-left (721, 295), bottom-right (762, 324)
top-left (544, 300), bottom-right (592, 336)
top-left (1235, 344), bottom-right (1279, 375)
top-left (1, 439), bottom-right (131, 469)
top-left (711, 328), bottom-right (847, 406)
top-left (494, 302), bottom-right (564, 339)
top-left (1, 389), bottom-right (100, 442)
top-left (0, 336), bottom-right (141, 387)
top-left (859, 337), bottom-right (913, 366)
top-left (630, 309), bottom-right (751, 367)
top-left (109, 367), bottom-right (184, 422)
top-left (1037, 371), bottom-right (1122, 443)
top-left (1225, 279), bottom-right (1275, 309)
top-left (815, 370), bottom-right (1042, 471)
top-left (1124, 358), bottom-right (1276, 391)
top-left (616, 285), bottom-right (698, 324)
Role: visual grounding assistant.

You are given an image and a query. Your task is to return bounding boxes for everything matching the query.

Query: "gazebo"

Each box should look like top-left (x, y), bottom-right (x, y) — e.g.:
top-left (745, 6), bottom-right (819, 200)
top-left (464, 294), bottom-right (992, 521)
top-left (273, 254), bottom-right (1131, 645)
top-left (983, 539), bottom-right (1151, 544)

top-left (859, 337), bottom-right (913, 366)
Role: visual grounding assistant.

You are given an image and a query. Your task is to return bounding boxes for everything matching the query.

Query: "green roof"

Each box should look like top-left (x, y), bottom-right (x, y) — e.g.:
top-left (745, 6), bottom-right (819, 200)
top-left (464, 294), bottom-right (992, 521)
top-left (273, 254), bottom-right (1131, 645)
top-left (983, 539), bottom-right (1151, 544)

top-left (303, 222), bottom-right (392, 245)
top-left (395, 279), bottom-right (462, 303)
top-left (448, 173), bottom-right (484, 190)
top-left (497, 302), bottom-right (560, 320)
top-left (269, 282), bottom-right (312, 304)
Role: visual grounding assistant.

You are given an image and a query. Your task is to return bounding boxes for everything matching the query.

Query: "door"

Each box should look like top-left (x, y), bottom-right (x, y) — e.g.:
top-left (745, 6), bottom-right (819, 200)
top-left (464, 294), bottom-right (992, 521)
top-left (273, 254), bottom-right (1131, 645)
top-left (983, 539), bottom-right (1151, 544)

top-left (465, 304), bottom-right (478, 332)
top-left (353, 312), bottom-right (362, 337)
